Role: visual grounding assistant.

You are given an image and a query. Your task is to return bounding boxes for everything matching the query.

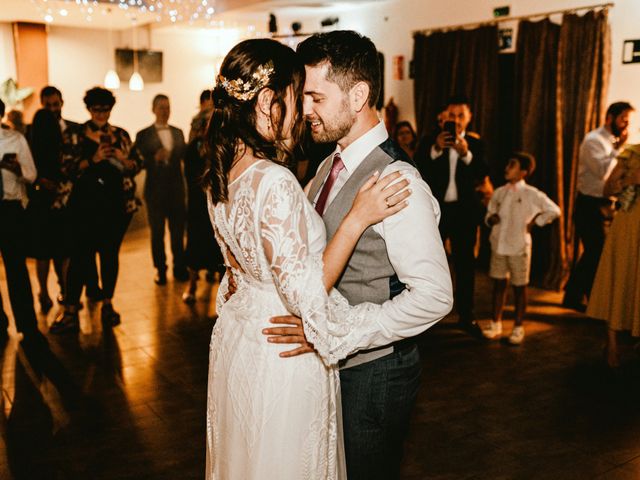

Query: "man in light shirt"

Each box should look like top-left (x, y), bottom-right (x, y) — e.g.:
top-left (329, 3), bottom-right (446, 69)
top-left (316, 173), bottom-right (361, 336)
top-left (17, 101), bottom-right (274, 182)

top-left (563, 101), bottom-right (635, 312)
top-left (482, 152), bottom-right (560, 345)
top-left (134, 94), bottom-right (188, 285)
top-left (264, 30), bottom-right (453, 479)
top-left (0, 99), bottom-right (39, 339)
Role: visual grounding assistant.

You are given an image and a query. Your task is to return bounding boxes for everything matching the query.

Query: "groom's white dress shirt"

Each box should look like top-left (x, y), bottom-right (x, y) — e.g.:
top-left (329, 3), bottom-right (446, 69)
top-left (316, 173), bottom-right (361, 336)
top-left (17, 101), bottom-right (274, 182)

top-left (310, 121), bottom-right (453, 351)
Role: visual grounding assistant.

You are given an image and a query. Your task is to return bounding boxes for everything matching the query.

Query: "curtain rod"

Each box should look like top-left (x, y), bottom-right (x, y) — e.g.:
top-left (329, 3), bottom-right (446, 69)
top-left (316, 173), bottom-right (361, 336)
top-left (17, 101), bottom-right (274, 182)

top-left (413, 2), bottom-right (614, 35)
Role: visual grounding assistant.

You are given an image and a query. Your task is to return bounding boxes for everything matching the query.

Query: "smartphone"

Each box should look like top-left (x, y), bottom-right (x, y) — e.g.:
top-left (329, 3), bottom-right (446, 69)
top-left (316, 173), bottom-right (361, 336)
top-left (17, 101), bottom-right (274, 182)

top-left (443, 121), bottom-right (456, 138)
top-left (99, 134), bottom-right (111, 145)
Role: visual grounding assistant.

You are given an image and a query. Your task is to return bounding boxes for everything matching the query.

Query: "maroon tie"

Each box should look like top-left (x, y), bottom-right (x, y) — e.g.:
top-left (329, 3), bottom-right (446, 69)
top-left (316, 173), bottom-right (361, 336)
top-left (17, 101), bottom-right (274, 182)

top-left (315, 153), bottom-right (345, 216)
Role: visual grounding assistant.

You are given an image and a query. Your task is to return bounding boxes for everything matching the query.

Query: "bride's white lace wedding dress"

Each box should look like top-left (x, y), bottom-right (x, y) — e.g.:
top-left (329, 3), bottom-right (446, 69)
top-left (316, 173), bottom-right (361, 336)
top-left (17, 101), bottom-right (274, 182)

top-left (206, 160), bottom-right (373, 479)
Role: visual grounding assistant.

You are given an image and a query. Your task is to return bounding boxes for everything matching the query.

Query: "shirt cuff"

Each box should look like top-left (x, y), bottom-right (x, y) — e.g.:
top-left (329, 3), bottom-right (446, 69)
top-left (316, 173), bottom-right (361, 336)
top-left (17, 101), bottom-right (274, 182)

top-left (459, 149), bottom-right (473, 165)
top-left (430, 145), bottom-right (441, 160)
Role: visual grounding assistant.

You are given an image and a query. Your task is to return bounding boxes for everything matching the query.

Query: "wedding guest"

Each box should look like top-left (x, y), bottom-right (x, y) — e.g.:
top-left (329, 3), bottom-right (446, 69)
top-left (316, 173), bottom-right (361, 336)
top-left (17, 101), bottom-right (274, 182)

top-left (393, 121), bottom-right (417, 160)
top-left (563, 102), bottom-right (635, 311)
top-left (482, 152), bottom-right (560, 345)
top-left (6, 110), bottom-right (27, 135)
top-left (50, 87), bottom-right (143, 333)
top-left (419, 95), bottom-right (489, 337)
top-left (0, 98), bottom-right (39, 339)
top-left (27, 108), bottom-right (70, 313)
top-left (182, 93), bottom-right (223, 304)
top-left (39, 85), bottom-right (102, 303)
top-left (587, 143), bottom-right (640, 368)
top-left (188, 89), bottom-right (213, 143)
top-left (134, 94), bottom-right (188, 285)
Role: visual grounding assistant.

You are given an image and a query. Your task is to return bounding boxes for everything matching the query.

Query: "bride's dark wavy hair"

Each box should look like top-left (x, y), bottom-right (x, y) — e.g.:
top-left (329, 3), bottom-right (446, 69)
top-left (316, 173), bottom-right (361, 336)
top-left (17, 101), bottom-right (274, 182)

top-left (204, 38), bottom-right (305, 204)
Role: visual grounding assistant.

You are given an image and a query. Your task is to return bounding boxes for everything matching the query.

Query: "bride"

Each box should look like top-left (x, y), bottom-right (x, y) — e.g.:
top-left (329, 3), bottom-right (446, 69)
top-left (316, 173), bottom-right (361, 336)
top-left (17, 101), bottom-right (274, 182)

top-left (205, 38), bottom-right (410, 479)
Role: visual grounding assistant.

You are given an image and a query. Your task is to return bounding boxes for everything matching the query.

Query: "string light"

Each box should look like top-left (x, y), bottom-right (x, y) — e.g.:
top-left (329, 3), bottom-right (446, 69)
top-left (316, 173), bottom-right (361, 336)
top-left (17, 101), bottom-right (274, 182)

top-left (30, 0), bottom-right (217, 25)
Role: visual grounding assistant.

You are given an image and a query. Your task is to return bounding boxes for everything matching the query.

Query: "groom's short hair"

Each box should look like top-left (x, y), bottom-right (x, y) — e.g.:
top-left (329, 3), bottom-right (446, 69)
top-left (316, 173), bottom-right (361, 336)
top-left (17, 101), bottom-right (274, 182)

top-left (297, 30), bottom-right (380, 108)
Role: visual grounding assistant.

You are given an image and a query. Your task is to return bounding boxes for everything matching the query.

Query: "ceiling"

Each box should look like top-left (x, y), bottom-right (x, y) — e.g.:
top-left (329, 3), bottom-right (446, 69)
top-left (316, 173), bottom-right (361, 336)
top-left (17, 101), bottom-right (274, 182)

top-left (1, 0), bottom-right (386, 30)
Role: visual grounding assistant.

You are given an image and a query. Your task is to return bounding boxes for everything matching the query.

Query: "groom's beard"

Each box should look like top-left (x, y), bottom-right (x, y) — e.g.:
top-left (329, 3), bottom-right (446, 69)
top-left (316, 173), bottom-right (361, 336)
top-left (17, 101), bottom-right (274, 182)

top-left (307, 98), bottom-right (355, 144)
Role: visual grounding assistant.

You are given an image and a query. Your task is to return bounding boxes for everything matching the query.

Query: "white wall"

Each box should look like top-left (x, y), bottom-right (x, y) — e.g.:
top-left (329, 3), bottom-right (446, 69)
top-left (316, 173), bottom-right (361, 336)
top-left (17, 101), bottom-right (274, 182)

top-left (607, 0), bottom-right (640, 142)
top-left (46, 24), bottom-right (242, 136)
top-left (276, 0), bottom-right (640, 142)
top-left (0, 22), bottom-right (18, 116)
top-left (0, 23), bottom-right (16, 85)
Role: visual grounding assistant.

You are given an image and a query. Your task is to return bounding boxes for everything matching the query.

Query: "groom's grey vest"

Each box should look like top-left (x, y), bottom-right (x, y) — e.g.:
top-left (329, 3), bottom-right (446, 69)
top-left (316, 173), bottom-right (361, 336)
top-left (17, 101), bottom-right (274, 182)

top-left (308, 140), bottom-right (410, 368)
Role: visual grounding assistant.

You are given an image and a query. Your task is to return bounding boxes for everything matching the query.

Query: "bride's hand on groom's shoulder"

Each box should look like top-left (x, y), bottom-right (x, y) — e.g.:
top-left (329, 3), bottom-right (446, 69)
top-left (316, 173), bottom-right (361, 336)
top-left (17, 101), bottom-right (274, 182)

top-left (348, 170), bottom-right (412, 230)
top-left (262, 315), bottom-right (315, 358)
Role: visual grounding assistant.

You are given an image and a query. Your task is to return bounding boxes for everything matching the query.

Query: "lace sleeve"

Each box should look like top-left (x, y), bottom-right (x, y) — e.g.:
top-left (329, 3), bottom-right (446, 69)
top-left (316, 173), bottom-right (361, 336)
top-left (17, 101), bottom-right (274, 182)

top-left (259, 170), bottom-right (376, 366)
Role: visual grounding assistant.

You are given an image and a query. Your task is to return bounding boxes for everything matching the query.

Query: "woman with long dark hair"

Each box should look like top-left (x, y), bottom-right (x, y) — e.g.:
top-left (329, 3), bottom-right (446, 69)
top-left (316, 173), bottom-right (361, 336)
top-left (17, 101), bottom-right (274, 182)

top-left (205, 39), bottom-right (410, 478)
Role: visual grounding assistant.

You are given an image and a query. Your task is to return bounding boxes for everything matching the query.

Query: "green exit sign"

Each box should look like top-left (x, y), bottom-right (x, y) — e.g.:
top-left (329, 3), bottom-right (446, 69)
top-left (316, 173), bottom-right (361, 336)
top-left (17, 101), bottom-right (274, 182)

top-left (494, 6), bottom-right (510, 17)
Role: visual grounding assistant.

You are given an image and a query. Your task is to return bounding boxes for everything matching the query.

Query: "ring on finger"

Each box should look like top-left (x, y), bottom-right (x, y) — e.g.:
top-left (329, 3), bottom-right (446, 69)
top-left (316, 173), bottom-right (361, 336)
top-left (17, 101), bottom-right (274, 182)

top-left (385, 198), bottom-right (391, 208)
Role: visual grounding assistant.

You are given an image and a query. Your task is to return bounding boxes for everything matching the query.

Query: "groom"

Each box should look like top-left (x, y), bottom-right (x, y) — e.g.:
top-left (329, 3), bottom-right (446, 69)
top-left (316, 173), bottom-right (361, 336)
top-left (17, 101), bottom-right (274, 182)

top-left (265, 31), bottom-right (453, 479)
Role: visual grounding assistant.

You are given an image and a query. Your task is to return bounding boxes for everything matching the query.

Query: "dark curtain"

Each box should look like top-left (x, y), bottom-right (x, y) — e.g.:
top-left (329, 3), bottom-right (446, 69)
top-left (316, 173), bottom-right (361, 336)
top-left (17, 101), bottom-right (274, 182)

top-left (514, 10), bottom-right (611, 289)
top-left (514, 19), bottom-right (562, 287)
top-left (413, 9), bottom-right (610, 290)
top-left (412, 26), bottom-right (499, 145)
top-left (557, 10), bottom-right (611, 280)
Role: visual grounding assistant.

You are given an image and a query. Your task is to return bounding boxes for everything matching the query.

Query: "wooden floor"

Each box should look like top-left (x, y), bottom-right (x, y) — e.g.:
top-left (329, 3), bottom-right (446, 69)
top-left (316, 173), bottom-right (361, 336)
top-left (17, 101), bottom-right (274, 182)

top-left (0, 225), bottom-right (639, 479)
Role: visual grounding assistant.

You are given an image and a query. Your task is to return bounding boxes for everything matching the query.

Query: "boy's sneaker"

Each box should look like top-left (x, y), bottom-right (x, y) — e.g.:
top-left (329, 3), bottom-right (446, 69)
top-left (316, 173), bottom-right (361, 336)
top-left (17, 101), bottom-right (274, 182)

top-left (482, 321), bottom-right (502, 339)
top-left (508, 326), bottom-right (525, 345)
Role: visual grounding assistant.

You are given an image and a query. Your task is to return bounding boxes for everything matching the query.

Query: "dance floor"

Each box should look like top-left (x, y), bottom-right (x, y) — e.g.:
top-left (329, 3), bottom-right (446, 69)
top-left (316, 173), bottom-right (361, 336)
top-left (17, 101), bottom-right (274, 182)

top-left (0, 225), bottom-right (639, 479)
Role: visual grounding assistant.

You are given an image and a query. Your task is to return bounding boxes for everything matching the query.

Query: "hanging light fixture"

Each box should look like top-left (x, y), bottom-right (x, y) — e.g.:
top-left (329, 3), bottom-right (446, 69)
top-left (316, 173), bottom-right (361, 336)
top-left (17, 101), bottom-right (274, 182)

top-left (104, 8), bottom-right (120, 89)
top-left (129, 18), bottom-right (144, 92)
top-left (104, 70), bottom-right (121, 89)
top-left (129, 71), bottom-right (144, 91)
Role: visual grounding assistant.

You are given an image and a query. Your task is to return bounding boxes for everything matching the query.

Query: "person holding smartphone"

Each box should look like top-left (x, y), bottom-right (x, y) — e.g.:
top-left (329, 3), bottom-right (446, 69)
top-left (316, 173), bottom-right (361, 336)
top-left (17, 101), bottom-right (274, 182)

top-left (50, 87), bottom-right (143, 333)
top-left (420, 95), bottom-right (489, 337)
top-left (0, 99), bottom-right (39, 340)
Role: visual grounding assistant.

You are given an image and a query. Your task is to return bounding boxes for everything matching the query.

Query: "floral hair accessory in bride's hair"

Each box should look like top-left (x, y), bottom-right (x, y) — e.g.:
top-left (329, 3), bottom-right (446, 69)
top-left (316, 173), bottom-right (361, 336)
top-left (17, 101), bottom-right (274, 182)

top-left (217, 61), bottom-right (275, 101)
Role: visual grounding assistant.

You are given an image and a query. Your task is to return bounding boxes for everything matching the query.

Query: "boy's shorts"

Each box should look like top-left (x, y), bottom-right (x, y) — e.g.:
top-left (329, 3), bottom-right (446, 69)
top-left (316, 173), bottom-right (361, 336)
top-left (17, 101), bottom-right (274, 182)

top-left (489, 249), bottom-right (531, 286)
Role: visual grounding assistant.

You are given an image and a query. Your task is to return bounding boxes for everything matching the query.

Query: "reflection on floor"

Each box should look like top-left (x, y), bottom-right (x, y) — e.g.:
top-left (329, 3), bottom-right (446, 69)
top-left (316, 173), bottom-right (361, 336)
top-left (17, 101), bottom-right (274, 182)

top-left (0, 226), bottom-right (638, 479)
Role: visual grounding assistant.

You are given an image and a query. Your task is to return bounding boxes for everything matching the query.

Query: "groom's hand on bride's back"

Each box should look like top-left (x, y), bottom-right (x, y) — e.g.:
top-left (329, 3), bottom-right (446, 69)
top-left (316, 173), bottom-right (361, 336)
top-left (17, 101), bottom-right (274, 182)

top-left (262, 316), bottom-right (315, 358)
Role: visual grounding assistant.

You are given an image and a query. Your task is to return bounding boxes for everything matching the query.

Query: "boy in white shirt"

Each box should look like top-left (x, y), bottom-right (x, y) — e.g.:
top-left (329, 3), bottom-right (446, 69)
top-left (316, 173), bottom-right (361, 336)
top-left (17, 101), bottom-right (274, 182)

top-left (483, 152), bottom-right (561, 345)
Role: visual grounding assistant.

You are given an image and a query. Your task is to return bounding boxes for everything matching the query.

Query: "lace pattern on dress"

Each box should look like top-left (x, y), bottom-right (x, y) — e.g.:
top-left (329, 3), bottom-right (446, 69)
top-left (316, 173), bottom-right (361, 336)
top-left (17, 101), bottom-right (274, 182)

top-left (209, 161), bottom-right (377, 365)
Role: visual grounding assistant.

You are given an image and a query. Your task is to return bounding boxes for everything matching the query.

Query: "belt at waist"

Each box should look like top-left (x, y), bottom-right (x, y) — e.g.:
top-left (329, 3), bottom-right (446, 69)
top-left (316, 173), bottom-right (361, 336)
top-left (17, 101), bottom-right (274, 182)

top-left (339, 337), bottom-right (416, 370)
top-left (576, 192), bottom-right (612, 207)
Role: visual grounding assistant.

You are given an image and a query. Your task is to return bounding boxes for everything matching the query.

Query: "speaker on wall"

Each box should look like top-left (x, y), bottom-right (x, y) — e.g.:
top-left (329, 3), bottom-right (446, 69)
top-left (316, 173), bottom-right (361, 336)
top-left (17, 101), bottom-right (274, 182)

top-left (115, 49), bottom-right (163, 83)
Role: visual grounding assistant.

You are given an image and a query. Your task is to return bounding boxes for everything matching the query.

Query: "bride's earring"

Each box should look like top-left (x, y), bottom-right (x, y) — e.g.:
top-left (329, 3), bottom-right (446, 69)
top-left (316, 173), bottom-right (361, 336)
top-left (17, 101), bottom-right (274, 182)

top-left (267, 117), bottom-right (272, 130)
